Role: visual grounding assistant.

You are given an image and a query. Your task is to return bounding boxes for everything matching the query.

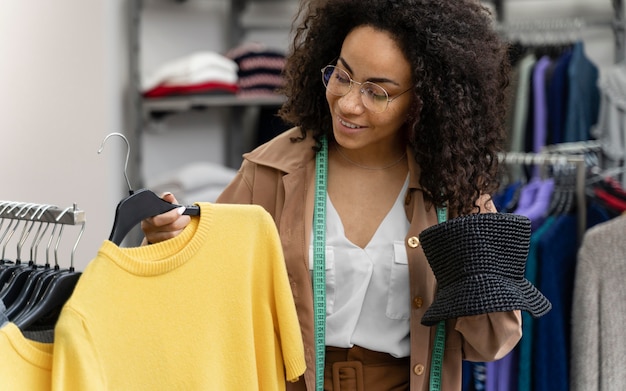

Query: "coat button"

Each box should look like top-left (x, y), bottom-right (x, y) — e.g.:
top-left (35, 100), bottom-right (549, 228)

top-left (407, 236), bottom-right (420, 248)
top-left (413, 296), bottom-right (423, 309)
top-left (413, 364), bottom-right (425, 375)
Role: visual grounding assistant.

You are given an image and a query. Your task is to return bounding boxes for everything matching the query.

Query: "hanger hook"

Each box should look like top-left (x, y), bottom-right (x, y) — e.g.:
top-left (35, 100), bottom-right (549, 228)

top-left (98, 132), bottom-right (133, 194)
top-left (30, 204), bottom-right (54, 263)
top-left (53, 206), bottom-right (73, 268)
top-left (70, 222), bottom-right (86, 271)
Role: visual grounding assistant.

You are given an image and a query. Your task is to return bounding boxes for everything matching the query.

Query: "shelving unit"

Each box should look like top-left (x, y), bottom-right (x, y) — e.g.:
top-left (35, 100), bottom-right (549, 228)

top-left (126, 0), bottom-right (295, 188)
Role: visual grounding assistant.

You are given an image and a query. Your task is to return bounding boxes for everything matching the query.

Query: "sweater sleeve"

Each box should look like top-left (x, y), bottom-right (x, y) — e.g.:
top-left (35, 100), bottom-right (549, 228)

top-left (256, 208), bottom-right (306, 383)
top-left (270, 230), bottom-right (306, 382)
top-left (52, 306), bottom-right (107, 391)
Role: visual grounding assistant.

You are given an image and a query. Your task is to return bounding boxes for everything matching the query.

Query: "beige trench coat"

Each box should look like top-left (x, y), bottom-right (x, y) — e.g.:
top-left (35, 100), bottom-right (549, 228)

top-left (217, 127), bottom-right (522, 391)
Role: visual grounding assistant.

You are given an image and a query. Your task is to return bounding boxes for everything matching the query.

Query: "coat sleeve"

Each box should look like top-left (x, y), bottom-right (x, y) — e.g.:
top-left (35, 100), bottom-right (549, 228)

top-left (451, 193), bottom-right (522, 362)
top-left (454, 310), bottom-right (522, 361)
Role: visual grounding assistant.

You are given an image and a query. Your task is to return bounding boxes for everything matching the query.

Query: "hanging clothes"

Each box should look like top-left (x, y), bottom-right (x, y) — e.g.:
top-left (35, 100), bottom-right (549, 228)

top-left (546, 48), bottom-right (573, 145)
top-left (532, 56), bottom-right (553, 154)
top-left (564, 42), bottom-right (600, 143)
top-left (517, 216), bottom-right (555, 391)
top-left (571, 214), bottom-right (626, 391)
top-left (509, 53), bottom-right (537, 183)
top-left (592, 62), bottom-right (626, 169)
top-left (51, 202), bottom-right (306, 391)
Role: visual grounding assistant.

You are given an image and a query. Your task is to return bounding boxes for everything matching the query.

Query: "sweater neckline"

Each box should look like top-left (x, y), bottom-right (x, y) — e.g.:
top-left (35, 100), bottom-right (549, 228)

top-left (1, 322), bottom-right (53, 369)
top-left (99, 202), bottom-right (212, 276)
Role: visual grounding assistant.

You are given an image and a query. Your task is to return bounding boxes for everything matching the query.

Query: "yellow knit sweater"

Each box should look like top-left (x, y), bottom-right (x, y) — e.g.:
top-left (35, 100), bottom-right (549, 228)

top-left (52, 202), bottom-right (305, 390)
top-left (0, 322), bottom-right (53, 391)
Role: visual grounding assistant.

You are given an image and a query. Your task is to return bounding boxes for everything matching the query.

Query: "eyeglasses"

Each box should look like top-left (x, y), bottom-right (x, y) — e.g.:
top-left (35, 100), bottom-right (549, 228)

top-left (321, 65), bottom-right (413, 113)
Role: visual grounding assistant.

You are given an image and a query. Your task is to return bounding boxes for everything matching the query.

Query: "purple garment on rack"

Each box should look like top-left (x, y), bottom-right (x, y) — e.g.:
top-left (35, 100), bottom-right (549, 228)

top-left (513, 178), bottom-right (555, 231)
top-left (532, 56), bottom-right (552, 179)
top-left (485, 349), bottom-right (518, 391)
top-left (514, 178), bottom-right (555, 231)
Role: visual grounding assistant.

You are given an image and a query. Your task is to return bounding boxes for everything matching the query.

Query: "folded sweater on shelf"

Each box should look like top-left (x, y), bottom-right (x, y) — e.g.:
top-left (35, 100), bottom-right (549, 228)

top-left (143, 51), bottom-right (239, 94)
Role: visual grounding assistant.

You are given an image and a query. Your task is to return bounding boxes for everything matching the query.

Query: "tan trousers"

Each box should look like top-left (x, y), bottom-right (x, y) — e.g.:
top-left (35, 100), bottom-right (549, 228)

top-left (323, 346), bottom-right (410, 391)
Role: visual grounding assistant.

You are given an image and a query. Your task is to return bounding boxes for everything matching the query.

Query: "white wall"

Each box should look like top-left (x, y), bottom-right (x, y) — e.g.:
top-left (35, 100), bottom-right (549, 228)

top-left (0, 0), bottom-right (619, 272)
top-left (0, 1), bottom-right (127, 271)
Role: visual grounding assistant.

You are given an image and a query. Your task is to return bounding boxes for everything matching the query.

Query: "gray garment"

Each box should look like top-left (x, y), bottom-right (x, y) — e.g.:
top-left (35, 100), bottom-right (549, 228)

top-left (0, 299), bottom-right (8, 328)
top-left (592, 64), bottom-right (626, 166)
top-left (23, 328), bottom-right (54, 343)
top-left (571, 215), bottom-right (626, 391)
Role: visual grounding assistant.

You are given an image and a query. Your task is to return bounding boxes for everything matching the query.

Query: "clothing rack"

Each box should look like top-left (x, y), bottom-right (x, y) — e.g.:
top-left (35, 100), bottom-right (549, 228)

top-left (494, 17), bottom-right (604, 48)
top-left (0, 202), bottom-right (85, 226)
top-left (491, 0), bottom-right (625, 62)
top-left (498, 151), bottom-right (587, 244)
top-left (0, 201), bottom-right (86, 268)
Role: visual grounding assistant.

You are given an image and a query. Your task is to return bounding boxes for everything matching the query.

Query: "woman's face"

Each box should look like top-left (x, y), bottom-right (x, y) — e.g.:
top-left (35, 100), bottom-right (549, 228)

top-left (326, 25), bottom-right (413, 153)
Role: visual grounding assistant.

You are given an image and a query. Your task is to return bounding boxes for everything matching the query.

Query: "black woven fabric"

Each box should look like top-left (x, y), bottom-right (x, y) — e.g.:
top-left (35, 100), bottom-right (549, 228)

top-left (419, 213), bottom-right (551, 326)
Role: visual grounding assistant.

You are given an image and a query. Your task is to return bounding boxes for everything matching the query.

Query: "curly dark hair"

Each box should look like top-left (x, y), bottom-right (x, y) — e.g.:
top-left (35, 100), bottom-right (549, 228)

top-left (277, 0), bottom-right (511, 216)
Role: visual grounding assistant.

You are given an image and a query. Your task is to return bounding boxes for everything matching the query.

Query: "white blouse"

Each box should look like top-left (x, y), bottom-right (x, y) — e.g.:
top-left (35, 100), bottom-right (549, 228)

top-left (309, 176), bottom-right (411, 358)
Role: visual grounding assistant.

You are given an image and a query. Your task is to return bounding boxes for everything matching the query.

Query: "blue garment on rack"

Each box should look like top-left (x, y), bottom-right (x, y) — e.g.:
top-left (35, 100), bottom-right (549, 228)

top-left (518, 217), bottom-right (555, 391)
top-left (492, 181), bottom-right (522, 212)
top-left (564, 41), bottom-right (600, 142)
top-left (462, 361), bottom-right (487, 391)
top-left (546, 49), bottom-right (572, 144)
top-left (533, 214), bottom-right (577, 391)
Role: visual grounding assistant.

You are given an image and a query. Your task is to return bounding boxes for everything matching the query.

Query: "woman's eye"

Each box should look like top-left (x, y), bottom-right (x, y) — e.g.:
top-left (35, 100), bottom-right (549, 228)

top-left (364, 85), bottom-right (387, 100)
top-left (335, 73), bottom-right (350, 84)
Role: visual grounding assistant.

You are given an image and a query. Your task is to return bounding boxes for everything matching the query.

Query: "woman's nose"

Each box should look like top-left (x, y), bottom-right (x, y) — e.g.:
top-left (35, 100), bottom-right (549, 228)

top-left (338, 85), bottom-right (366, 114)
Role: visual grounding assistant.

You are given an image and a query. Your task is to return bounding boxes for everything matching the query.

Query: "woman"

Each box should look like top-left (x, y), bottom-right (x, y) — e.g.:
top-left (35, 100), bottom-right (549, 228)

top-left (142, 0), bottom-right (544, 389)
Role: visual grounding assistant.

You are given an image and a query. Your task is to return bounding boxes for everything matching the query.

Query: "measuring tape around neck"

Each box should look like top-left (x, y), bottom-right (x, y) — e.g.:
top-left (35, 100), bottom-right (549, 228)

top-left (429, 206), bottom-right (448, 391)
top-left (312, 135), bottom-right (328, 391)
top-left (313, 136), bottom-right (446, 391)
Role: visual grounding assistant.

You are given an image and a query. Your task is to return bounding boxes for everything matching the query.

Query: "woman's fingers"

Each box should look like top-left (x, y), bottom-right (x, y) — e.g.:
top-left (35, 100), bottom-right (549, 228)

top-left (140, 192), bottom-right (191, 244)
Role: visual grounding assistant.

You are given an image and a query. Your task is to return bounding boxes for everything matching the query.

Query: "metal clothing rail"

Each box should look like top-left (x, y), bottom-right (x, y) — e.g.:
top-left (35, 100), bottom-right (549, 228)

top-left (498, 151), bottom-right (587, 244)
top-left (490, 0), bottom-right (625, 62)
top-left (0, 201), bottom-right (86, 268)
top-left (0, 202), bottom-right (85, 226)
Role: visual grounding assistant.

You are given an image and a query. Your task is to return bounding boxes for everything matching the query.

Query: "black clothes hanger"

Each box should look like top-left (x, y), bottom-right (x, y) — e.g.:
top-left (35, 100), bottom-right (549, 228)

top-left (14, 217), bottom-right (85, 330)
top-left (0, 207), bottom-right (41, 297)
top-left (7, 220), bottom-right (62, 321)
top-left (11, 266), bottom-right (64, 324)
top-left (0, 211), bottom-right (17, 271)
top-left (0, 217), bottom-right (28, 284)
top-left (108, 188), bottom-right (199, 246)
top-left (98, 132), bottom-right (200, 246)
top-left (4, 266), bottom-right (47, 319)
top-left (14, 269), bottom-right (81, 330)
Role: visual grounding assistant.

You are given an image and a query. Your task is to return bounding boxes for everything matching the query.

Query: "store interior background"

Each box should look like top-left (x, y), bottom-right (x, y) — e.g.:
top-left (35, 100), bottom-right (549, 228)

top-left (1, 0), bottom-right (617, 271)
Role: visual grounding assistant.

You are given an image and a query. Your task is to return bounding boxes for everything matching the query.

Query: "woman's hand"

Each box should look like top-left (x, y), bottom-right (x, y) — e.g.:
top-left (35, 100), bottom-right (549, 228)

top-left (140, 192), bottom-right (191, 245)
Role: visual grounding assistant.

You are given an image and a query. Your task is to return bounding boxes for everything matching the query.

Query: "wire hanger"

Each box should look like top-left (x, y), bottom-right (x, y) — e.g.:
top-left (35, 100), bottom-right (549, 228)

top-left (14, 206), bottom-right (85, 330)
top-left (1, 205), bottom-right (53, 314)
top-left (98, 132), bottom-right (200, 246)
